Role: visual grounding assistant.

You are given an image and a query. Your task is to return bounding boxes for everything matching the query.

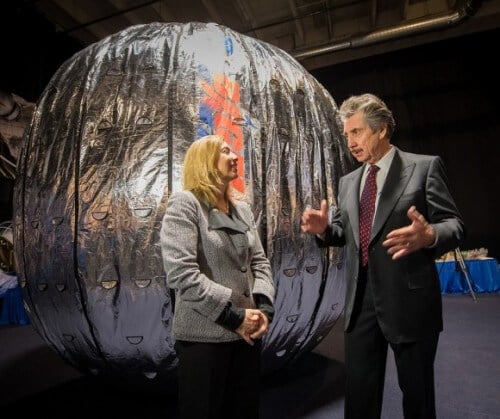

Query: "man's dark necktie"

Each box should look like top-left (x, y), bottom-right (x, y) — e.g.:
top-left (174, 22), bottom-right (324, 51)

top-left (359, 164), bottom-right (379, 266)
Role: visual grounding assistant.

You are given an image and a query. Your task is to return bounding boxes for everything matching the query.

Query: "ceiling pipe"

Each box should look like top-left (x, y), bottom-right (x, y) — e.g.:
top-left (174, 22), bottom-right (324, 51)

top-left (292, 0), bottom-right (482, 61)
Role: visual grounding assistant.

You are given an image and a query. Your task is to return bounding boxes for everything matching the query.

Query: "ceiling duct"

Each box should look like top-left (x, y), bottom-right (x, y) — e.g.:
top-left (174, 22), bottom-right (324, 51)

top-left (292, 0), bottom-right (482, 61)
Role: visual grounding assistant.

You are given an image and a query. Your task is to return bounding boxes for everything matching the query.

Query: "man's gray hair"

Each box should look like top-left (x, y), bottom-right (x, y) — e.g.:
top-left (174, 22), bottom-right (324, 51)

top-left (339, 93), bottom-right (396, 139)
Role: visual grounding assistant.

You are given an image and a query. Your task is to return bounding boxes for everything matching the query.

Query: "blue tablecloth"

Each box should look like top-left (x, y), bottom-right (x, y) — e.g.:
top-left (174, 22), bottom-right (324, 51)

top-left (436, 258), bottom-right (500, 294)
top-left (0, 286), bottom-right (30, 326)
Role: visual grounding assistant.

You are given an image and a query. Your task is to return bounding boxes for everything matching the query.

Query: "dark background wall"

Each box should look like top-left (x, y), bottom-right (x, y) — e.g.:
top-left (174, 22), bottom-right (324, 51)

top-left (0, 4), bottom-right (83, 102)
top-left (311, 27), bottom-right (500, 259)
top-left (1, 4), bottom-right (498, 259)
top-left (0, 4), bottom-right (83, 226)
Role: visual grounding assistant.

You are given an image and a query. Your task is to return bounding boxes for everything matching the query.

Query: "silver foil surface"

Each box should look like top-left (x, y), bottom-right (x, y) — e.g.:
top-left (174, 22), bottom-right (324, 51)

top-left (13, 22), bottom-right (357, 379)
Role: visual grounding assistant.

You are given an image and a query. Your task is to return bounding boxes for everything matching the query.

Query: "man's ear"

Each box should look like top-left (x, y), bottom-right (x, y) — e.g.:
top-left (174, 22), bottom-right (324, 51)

top-left (379, 125), bottom-right (387, 139)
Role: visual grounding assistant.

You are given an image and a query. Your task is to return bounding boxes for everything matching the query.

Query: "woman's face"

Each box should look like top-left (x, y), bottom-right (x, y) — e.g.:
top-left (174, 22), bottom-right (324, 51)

top-left (217, 141), bottom-right (238, 183)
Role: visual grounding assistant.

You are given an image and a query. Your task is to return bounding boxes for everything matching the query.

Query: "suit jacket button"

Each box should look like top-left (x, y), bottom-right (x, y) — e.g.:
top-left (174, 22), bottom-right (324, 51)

top-left (244, 290), bottom-right (250, 297)
top-left (240, 266), bottom-right (247, 272)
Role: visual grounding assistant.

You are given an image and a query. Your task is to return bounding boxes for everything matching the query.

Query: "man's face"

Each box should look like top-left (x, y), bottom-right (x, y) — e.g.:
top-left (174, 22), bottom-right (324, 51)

top-left (343, 111), bottom-right (388, 164)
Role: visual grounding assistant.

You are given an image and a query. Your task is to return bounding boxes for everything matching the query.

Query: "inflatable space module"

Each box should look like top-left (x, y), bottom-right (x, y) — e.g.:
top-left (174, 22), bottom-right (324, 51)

top-left (13, 22), bottom-right (356, 379)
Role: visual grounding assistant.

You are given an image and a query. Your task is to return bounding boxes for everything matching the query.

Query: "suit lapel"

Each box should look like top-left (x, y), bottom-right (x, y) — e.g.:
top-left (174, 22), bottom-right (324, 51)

top-left (371, 150), bottom-right (414, 241)
top-left (208, 207), bottom-right (248, 234)
top-left (344, 167), bottom-right (364, 250)
top-left (208, 205), bottom-right (250, 260)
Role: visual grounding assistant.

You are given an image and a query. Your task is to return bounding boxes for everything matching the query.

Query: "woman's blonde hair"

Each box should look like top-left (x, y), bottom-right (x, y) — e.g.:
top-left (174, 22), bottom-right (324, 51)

top-left (182, 134), bottom-right (233, 207)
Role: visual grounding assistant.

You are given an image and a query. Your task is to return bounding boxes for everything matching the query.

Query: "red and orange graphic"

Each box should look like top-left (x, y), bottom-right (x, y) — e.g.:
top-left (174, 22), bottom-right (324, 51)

top-left (200, 74), bottom-right (245, 193)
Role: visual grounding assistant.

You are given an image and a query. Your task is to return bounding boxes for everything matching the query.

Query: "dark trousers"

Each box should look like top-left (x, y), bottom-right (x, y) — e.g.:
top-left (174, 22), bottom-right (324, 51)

top-left (344, 268), bottom-right (439, 419)
top-left (175, 339), bottom-right (262, 419)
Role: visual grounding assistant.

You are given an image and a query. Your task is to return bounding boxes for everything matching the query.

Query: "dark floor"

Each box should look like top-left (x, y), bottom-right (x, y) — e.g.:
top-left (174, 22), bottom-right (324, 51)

top-left (0, 294), bottom-right (499, 418)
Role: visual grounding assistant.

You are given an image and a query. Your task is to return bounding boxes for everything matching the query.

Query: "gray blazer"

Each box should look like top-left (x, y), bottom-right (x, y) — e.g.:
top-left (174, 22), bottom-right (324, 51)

top-left (160, 190), bottom-right (275, 343)
top-left (323, 147), bottom-right (464, 343)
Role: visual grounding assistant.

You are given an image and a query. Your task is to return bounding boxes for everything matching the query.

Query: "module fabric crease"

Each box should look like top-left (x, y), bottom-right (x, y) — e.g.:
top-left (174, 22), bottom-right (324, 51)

top-left (13, 21), bottom-right (356, 379)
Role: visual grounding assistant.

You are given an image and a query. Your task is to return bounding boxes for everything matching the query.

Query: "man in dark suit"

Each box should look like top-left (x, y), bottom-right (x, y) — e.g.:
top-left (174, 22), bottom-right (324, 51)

top-left (301, 93), bottom-right (464, 419)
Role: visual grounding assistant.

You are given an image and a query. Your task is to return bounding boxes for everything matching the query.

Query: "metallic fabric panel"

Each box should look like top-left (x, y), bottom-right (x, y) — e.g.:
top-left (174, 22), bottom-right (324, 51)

top-left (13, 22), bottom-right (357, 378)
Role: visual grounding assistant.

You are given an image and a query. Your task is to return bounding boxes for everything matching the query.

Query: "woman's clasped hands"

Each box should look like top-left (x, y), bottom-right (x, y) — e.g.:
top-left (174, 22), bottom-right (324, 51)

top-left (236, 309), bottom-right (270, 345)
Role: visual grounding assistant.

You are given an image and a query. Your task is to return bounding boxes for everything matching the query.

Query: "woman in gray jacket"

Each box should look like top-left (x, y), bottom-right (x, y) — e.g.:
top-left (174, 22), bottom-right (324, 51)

top-left (160, 134), bottom-right (275, 419)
